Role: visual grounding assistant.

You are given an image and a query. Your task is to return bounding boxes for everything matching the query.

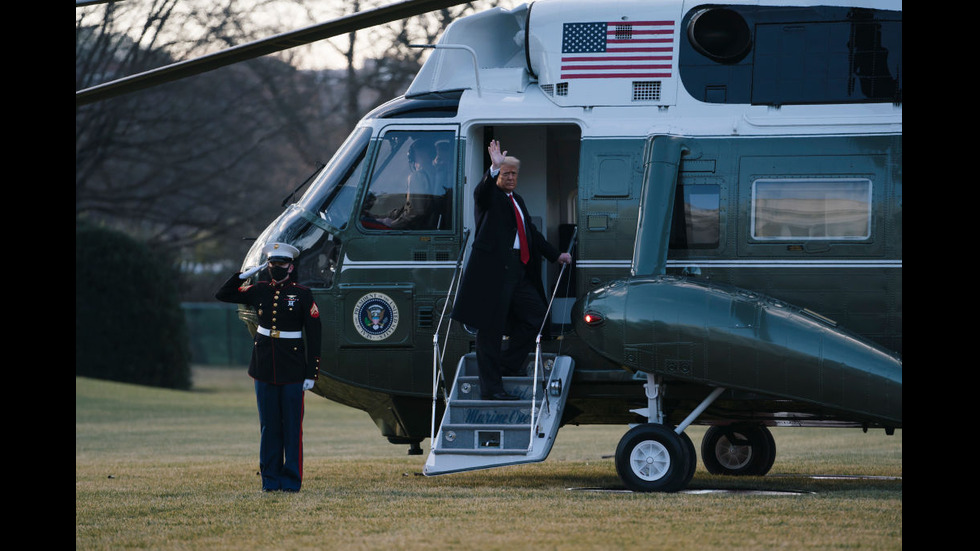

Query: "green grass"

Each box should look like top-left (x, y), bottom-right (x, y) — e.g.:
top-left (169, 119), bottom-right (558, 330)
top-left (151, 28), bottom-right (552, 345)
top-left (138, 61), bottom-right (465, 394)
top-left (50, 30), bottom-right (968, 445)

top-left (77, 367), bottom-right (902, 550)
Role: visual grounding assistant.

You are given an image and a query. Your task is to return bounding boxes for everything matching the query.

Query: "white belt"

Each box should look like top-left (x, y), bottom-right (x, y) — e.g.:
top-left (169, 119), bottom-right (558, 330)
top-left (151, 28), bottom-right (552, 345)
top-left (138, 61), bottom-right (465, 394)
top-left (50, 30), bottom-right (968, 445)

top-left (257, 326), bottom-right (302, 339)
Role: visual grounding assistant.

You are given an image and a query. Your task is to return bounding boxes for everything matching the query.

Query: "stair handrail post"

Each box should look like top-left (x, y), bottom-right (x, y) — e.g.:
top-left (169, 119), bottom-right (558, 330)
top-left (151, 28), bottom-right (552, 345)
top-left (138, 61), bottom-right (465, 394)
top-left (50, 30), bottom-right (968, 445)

top-left (527, 334), bottom-right (543, 452)
top-left (529, 227), bottom-right (577, 448)
top-left (434, 228), bottom-right (470, 359)
top-left (535, 227), bottom-right (578, 345)
top-left (430, 333), bottom-right (440, 444)
top-left (431, 228), bottom-right (471, 448)
top-left (528, 226), bottom-right (578, 436)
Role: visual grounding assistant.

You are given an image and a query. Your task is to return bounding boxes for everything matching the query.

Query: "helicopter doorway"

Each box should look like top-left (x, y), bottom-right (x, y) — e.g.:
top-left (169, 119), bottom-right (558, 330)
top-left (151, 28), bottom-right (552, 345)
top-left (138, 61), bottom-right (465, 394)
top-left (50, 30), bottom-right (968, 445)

top-left (467, 124), bottom-right (581, 331)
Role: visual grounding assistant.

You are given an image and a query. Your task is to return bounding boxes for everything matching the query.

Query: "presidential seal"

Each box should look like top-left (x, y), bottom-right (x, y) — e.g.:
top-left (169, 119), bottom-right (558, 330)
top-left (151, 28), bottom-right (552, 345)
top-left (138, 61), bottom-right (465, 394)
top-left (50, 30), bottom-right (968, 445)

top-left (353, 292), bottom-right (399, 341)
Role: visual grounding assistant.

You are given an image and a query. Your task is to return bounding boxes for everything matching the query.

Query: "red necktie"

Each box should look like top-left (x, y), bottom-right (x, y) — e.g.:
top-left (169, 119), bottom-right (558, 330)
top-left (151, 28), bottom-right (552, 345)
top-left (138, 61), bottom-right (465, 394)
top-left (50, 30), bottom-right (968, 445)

top-left (510, 194), bottom-right (529, 264)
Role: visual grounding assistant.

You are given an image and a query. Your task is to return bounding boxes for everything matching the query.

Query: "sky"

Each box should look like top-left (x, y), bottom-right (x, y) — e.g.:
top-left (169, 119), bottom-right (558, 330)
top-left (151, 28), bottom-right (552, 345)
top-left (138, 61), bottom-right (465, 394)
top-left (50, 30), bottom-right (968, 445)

top-left (77, 0), bottom-right (521, 83)
top-left (277, 0), bottom-right (521, 71)
top-left (189, 0), bottom-right (521, 72)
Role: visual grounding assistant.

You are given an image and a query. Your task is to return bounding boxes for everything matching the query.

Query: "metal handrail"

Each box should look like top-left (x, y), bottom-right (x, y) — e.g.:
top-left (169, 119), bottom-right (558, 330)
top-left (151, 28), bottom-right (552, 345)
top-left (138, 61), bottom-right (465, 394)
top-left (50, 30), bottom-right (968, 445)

top-left (428, 225), bottom-right (577, 453)
top-left (528, 227), bottom-right (577, 451)
top-left (430, 228), bottom-right (471, 445)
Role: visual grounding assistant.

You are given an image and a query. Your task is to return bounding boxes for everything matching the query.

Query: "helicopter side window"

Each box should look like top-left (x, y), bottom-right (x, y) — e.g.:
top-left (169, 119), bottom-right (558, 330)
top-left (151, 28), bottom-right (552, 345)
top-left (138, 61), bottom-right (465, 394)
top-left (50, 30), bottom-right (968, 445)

top-left (751, 178), bottom-right (871, 240)
top-left (359, 130), bottom-right (455, 231)
top-left (669, 183), bottom-right (721, 249)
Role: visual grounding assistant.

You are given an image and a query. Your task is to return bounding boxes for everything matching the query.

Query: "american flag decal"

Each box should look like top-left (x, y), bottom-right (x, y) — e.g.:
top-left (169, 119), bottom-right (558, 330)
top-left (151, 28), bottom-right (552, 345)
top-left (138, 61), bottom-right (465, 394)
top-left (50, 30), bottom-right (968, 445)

top-left (561, 20), bottom-right (675, 79)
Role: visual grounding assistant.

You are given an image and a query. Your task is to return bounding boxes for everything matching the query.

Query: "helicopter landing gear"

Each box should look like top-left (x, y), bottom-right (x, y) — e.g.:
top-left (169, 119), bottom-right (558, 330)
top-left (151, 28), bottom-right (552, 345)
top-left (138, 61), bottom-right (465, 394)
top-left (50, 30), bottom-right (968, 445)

top-left (614, 375), bottom-right (724, 492)
top-left (615, 423), bottom-right (695, 492)
top-left (700, 424), bottom-right (776, 476)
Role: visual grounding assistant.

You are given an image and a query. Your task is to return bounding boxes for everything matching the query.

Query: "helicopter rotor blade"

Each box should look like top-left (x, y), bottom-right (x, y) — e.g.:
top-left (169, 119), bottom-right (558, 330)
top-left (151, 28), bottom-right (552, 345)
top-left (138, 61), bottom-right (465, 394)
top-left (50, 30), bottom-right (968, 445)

top-left (76, 0), bottom-right (469, 107)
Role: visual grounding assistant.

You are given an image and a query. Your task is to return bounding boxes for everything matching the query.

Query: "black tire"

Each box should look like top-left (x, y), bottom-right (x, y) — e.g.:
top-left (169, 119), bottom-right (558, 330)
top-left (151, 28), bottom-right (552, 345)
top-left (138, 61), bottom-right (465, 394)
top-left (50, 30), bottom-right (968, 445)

top-left (615, 424), bottom-right (692, 492)
top-left (700, 424), bottom-right (775, 476)
top-left (678, 430), bottom-right (698, 488)
top-left (759, 425), bottom-right (776, 475)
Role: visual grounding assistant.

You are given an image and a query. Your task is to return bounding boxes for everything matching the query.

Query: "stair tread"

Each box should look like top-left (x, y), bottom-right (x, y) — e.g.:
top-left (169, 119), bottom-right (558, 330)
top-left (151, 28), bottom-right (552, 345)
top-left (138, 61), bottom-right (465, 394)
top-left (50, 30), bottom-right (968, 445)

top-left (432, 448), bottom-right (532, 456)
top-left (425, 353), bottom-right (574, 475)
top-left (441, 423), bottom-right (533, 429)
top-left (457, 374), bottom-right (539, 379)
top-left (449, 401), bottom-right (544, 409)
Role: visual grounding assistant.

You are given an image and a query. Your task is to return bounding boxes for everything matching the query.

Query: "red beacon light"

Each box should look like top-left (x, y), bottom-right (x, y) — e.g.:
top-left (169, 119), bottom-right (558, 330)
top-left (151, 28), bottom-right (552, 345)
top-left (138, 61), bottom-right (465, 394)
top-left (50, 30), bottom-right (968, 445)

top-left (583, 311), bottom-right (604, 326)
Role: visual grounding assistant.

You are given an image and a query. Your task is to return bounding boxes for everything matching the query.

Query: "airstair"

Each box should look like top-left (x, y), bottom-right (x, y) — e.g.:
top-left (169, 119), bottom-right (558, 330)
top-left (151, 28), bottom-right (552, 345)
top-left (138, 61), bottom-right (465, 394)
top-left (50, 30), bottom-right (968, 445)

top-left (425, 227), bottom-right (577, 476)
top-left (424, 351), bottom-right (575, 475)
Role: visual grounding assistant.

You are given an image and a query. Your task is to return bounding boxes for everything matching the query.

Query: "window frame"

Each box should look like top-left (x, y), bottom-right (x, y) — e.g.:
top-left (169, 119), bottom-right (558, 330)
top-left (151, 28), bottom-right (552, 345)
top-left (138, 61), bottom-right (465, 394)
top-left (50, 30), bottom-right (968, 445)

top-left (357, 125), bottom-right (459, 233)
top-left (749, 177), bottom-right (873, 241)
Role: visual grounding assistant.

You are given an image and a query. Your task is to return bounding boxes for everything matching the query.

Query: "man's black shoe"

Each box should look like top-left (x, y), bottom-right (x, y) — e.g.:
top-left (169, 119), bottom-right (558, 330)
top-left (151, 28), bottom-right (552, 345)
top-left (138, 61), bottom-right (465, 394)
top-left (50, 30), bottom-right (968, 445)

top-left (484, 392), bottom-right (520, 401)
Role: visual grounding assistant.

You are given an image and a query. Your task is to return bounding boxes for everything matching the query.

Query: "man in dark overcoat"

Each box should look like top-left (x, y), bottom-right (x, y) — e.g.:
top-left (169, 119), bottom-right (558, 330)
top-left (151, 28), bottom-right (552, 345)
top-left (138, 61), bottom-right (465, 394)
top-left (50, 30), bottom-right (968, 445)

top-left (215, 242), bottom-right (322, 491)
top-left (451, 140), bottom-right (571, 400)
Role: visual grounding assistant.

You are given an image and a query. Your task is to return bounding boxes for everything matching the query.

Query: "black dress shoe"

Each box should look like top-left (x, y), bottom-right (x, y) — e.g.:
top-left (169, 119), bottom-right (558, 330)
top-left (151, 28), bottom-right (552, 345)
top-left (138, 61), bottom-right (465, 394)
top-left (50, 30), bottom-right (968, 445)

top-left (484, 392), bottom-right (519, 401)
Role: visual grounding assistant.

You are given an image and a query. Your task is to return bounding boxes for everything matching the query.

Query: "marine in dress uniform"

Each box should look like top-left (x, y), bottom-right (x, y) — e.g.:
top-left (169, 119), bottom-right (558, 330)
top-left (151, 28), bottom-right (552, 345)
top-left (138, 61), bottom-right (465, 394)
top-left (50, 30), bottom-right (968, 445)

top-left (215, 242), bottom-right (322, 492)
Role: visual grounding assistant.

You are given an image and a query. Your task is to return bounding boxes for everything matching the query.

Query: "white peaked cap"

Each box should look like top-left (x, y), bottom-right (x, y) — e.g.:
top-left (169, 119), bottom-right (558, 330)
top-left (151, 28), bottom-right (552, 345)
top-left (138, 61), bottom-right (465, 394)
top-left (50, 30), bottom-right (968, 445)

top-left (263, 242), bottom-right (300, 261)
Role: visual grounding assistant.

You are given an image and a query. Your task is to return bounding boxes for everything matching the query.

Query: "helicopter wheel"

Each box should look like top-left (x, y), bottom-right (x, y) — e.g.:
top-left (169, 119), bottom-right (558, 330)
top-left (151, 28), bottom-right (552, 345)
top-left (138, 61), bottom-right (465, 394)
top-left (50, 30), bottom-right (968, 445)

top-left (701, 424), bottom-right (775, 476)
top-left (679, 430), bottom-right (698, 487)
top-left (615, 424), bottom-right (693, 492)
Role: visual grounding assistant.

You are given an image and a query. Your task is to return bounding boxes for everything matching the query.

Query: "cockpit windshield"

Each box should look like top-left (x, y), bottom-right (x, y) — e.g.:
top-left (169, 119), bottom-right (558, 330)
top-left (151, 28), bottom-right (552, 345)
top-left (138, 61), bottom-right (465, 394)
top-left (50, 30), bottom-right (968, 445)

top-left (298, 126), bottom-right (372, 230)
top-left (241, 127), bottom-right (372, 288)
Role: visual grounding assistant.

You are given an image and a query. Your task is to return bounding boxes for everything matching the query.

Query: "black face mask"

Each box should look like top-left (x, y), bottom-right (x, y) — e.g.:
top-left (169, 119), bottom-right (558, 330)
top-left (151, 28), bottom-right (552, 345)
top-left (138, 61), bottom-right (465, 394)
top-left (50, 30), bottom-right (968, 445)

top-left (269, 265), bottom-right (291, 281)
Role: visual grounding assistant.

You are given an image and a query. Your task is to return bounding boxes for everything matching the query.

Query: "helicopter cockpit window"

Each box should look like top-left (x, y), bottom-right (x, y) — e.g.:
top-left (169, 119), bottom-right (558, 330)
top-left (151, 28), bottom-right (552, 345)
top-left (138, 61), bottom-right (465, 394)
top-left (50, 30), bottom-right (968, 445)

top-left (359, 130), bottom-right (455, 231)
top-left (751, 178), bottom-right (871, 240)
top-left (298, 127), bottom-right (372, 230)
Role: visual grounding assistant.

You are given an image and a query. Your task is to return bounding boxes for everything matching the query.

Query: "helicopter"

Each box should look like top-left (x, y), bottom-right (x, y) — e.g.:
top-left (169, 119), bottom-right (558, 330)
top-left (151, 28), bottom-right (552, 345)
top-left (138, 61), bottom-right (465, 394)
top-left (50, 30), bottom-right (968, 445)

top-left (77, 0), bottom-right (902, 492)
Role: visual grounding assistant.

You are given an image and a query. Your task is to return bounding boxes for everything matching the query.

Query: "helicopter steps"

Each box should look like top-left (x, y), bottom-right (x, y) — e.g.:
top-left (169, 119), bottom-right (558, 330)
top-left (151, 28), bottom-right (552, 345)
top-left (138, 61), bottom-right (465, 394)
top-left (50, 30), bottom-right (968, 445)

top-left (423, 352), bottom-right (575, 475)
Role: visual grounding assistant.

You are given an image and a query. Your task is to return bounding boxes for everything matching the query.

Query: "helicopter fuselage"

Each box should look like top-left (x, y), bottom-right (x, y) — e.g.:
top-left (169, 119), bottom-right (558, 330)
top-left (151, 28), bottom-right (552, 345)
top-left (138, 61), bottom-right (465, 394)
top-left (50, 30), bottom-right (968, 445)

top-left (235, 0), bottom-right (902, 450)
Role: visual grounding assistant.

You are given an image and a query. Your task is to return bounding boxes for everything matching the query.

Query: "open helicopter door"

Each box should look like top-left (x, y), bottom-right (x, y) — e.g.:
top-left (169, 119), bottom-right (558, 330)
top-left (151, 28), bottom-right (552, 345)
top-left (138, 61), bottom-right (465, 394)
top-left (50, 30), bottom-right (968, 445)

top-left (424, 123), bottom-right (580, 475)
top-left (465, 124), bottom-right (582, 330)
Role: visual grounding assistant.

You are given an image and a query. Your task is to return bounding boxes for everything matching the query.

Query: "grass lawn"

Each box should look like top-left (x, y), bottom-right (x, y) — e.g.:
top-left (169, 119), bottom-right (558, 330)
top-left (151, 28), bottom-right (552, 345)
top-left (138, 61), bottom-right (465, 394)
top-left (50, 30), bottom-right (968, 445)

top-left (77, 367), bottom-right (902, 550)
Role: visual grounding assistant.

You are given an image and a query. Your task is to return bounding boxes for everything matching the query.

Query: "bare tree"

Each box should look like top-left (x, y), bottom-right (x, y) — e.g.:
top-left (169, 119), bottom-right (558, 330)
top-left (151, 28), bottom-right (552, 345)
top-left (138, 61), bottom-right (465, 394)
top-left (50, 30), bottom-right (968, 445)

top-left (306, 2), bottom-right (500, 126)
top-left (76, 0), bottom-right (508, 299)
top-left (77, 1), bottom-right (326, 252)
